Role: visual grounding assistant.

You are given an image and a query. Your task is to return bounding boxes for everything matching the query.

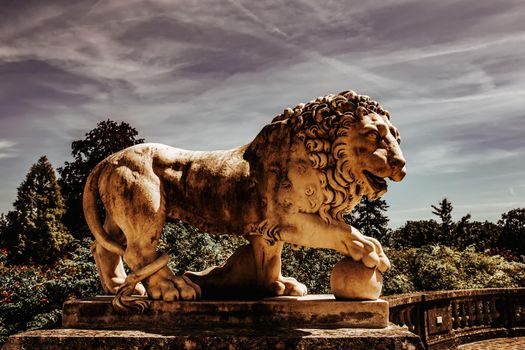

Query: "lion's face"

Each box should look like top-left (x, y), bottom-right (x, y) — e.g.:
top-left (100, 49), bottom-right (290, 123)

top-left (346, 107), bottom-right (406, 200)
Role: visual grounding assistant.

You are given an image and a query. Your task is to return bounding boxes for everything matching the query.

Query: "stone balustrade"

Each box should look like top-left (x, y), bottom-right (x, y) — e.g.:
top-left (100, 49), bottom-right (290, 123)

top-left (386, 288), bottom-right (525, 349)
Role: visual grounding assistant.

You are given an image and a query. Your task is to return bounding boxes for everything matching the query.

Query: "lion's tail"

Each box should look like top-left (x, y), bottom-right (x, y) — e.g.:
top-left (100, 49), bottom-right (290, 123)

top-left (83, 161), bottom-right (126, 256)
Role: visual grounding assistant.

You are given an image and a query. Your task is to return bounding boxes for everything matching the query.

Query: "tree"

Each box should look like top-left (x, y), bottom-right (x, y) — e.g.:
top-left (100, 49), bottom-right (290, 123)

top-left (344, 197), bottom-right (390, 241)
top-left (431, 198), bottom-right (453, 227)
top-left (58, 120), bottom-right (144, 238)
top-left (388, 219), bottom-right (441, 248)
top-left (2, 156), bottom-right (73, 264)
top-left (453, 214), bottom-right (502, 252)
top-left (498, 208), bottom-right (525, 258)
top-left (431, 198), bottom-right (454, 244)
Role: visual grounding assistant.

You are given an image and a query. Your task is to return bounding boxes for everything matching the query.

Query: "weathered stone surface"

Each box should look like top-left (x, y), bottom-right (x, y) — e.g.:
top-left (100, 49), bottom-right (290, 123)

top-left (63, 295), bottom-right (389, 330)
top-left (81, 91), bottom-right (406, 311)
top-left (2, 326), bottom-right (424, 350)
top-left (331, 258), bottom-right (384, 300)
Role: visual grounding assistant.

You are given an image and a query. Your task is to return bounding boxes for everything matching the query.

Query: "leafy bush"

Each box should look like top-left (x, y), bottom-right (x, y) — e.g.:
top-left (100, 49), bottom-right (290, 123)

top-left (382, 245), bottom-right (525, 295)
top-left (159, 221), bottom-right (245, 275)
top-left (0, 239), bottom-right (100, 345)
top-left (282, 246), bottom-right (342, 294)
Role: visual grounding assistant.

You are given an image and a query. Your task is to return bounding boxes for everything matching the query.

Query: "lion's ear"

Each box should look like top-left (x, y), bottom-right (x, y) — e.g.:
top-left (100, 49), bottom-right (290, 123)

top-left (356, 106), bottom-right (369, 120)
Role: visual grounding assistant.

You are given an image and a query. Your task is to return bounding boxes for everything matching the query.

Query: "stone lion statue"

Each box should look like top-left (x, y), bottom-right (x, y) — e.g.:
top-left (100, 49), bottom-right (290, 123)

top-left (83, 90), bottom-right (406, 311)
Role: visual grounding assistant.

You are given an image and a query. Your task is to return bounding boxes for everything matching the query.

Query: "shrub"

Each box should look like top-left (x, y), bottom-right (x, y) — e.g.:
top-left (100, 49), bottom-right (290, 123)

top-left (0, 239), bottom-right (100, 345)
top-left (382, 245), bottom-right (525, 295)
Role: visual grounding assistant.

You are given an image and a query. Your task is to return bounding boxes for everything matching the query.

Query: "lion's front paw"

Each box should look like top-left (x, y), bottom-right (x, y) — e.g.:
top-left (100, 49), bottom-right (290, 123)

top-left (267, 276), bottom-right (308, 296)
top-left (144, 267), bottom-right (201, 301)
top-left (346, 228), bottom-right (390, 273)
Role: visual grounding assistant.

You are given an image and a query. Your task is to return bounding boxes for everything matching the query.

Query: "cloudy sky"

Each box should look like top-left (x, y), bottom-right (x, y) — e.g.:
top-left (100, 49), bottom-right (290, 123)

top-left (0, 0), bottom-right (524, 227)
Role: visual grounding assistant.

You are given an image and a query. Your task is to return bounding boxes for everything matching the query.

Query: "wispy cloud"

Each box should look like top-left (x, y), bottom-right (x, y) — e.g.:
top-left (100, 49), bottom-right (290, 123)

top-left (0, 140), bottom-right (17, 159)
top-left (0, 0), bottom-right (524, 223)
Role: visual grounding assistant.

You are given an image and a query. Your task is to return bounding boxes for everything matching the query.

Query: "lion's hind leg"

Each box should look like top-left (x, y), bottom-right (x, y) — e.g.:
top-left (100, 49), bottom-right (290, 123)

top-left (116, 188), bottom-right (201, 302)
top-left (91, 217), bottom-right (146, 296)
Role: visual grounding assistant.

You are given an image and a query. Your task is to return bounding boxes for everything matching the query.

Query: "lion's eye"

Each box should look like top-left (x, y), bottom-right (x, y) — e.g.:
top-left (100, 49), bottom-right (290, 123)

top-left (367, 131), bottom-right (381, 143)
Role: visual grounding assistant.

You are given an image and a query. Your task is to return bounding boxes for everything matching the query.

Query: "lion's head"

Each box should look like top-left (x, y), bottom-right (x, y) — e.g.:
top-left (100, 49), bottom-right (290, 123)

top-left (246, 90), bottom-right (406, 224)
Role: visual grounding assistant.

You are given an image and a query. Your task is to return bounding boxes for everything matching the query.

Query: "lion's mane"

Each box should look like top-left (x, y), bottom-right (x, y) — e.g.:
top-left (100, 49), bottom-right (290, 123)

top-left (247, 91), bottom-right (389, 224)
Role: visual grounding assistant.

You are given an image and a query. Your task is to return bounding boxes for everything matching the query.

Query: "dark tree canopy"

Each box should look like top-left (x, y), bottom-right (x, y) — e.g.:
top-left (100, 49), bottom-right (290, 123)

top-left (58, 120), bottom-right (144, 238)
top-left (2, 156), bottom-right (72, 264)
top-left (498, 208), bottom-right (525, 258)
top-left (344, 197), bottom-right (390, 240)
top-left (389, 219), bottom-right (441, 248)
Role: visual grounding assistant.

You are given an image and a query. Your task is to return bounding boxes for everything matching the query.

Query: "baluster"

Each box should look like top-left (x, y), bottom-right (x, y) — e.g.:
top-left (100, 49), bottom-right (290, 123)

top-left (391, 308), bottom-right (399, 325)
top-left (452, 300), bottom-right (459, 329)
top-left (405, 306), bottom-right (414, 332)
top-left (518, 305), bottom-right (525, 322)
top-left (399, 308), bottom-right (407, 327)
top-left (482, 299), bottom-right (490, 325)
top-left (466, 299), bottom-right (473, 327)
top-left (490, 298), bottom-right (500, 325)
top-left (475, 300), bottom-right (483, 326)
top-left (460, 301), bottom-right (468, 328)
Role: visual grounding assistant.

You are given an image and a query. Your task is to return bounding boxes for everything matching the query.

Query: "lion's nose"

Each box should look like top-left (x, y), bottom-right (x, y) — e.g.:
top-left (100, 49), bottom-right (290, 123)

top-left (389, 155), bottom-right (406, 169)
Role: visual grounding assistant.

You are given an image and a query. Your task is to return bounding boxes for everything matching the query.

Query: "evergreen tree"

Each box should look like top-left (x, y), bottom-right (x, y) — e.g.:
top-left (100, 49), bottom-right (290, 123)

top-left (431, 198), bottom-right (454, 244)
top-left (3, 156), bottom-right (73, 264)
top-left (431, 198), bottom-right (453, 226)
top-left (58, 120), bottom-right (144, 238)
top-left (0, 213), bottom-right (8, 256)
top-left (344, 197), bottom-right (390, 240)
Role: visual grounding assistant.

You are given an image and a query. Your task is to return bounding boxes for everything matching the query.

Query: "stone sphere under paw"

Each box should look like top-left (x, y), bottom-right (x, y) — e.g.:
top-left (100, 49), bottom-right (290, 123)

top-left (330, 258), bottom-right (383, 300)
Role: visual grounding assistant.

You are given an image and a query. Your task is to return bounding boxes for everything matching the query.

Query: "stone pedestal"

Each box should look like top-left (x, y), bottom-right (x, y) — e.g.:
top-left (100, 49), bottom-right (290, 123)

top-left (2, 295), bottom-right (425, 350)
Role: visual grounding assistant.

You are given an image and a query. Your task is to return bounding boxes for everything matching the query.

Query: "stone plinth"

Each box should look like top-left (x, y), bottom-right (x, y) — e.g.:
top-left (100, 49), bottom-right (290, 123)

top-left (2, 326), bottom-right (424, 350)
top-left (63, 294), bottom-right (389, 330)
top-left (2, 295), bottom-right (427, 349)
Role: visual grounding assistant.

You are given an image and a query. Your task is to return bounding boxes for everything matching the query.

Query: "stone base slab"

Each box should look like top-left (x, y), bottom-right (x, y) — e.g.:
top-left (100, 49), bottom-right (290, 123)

top-left (63, 294), bottom-right (389, 329)
top-left (2, 326), bottom-right (425, 350)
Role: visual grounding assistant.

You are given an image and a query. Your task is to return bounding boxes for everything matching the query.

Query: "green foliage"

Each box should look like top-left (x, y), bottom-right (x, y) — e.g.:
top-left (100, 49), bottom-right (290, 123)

top-left (344, 197), bottom-right (390, 241)
top-left (0, 239), bottom-right (100, 345)
top-left (159, 221), bottom-right (245, 275)
top-left (1, 156), bottom-right (73, 264)
top-left (159, 221), bottom-right (341, 294)
top-left (454, 216), bottom-right (501, 252)
top-left (388, 199), bottom-right (510, 257)
top-left (58, 120), bottom-right (144, 238)
top-left (388, 219), bottom-right (441, 249)
top-left (382, 245), bottom-right (525, 295)
top-left (281, 246), bottom-right (341, 294)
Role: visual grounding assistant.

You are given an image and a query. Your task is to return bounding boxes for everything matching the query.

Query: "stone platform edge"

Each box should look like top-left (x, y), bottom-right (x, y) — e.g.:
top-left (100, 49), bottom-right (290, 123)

top-left (63, 294), bottom-right (389, 330)
top-left (2, 326), bottom-right (425, 350)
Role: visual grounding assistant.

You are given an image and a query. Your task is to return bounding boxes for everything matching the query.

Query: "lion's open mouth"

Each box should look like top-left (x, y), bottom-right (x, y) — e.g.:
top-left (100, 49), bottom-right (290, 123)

top-left (363, 170), bottom-right (388, 192)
